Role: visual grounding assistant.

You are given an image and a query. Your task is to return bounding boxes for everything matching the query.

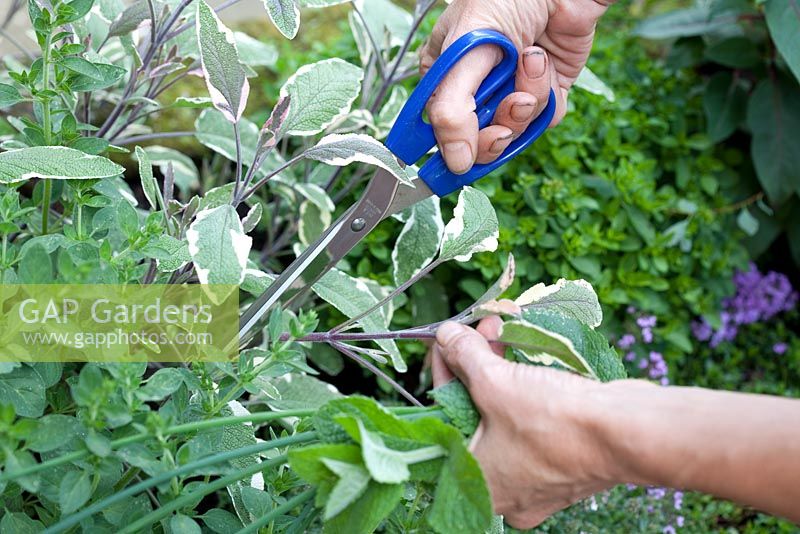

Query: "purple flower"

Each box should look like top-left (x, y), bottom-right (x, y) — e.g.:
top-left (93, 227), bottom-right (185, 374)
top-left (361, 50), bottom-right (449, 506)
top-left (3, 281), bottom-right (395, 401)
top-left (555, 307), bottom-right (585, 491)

top-left (773, 342), bottom-right (788, 355)
top-left (663, 526), bottom-right (676, 534)
top-left (642, 328), bottom-right (653, 343)
top-left (647, 487), bottom-right (667, 500)
top-left (637, 315), bottom-right (657, 329)
top-left (676, 516), bottom-right (685, 527)
top-left (618, 334), bottom-right (636, 349)
top-left (625, 351), bottom-right (636, 362)
top-left (673, 491), bottom-right (683, 510)
top-left (692, 320), bottom-right (712, 341)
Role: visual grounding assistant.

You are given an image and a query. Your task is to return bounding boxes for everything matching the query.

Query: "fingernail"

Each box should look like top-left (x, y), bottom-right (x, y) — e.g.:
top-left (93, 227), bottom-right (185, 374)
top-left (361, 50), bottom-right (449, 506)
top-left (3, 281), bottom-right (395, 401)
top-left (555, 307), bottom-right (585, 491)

top-left (511, 102), bottom-right (535, 122)
top-left (489, 133), bottom-right (514, 155)
top-left (443, 142), bottom-right (473, 174)
top-left (523, 47), bottom-right (546, 79)
top-left (437, 321), bottom-right (466, 347)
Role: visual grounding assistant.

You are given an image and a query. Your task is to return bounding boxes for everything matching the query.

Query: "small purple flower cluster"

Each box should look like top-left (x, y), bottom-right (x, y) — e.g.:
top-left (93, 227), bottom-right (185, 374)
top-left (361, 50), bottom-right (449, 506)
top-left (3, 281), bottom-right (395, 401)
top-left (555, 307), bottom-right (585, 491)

top-left (692, 263), bottom-right (797, 348)
top-left (618, 312), bottom-right (670, 385)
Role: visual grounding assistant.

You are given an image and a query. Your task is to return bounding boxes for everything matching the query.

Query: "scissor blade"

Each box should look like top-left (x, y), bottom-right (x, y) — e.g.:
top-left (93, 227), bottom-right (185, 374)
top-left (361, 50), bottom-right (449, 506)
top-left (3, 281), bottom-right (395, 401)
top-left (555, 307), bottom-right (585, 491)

top-left (239, 169), bottom-right (424, 341)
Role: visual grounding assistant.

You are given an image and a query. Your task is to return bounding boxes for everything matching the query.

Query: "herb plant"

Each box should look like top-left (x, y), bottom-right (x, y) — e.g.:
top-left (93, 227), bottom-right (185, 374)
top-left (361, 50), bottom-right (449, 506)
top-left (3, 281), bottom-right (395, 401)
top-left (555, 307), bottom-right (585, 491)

top-left (0, 0), bottom-right (625, 531)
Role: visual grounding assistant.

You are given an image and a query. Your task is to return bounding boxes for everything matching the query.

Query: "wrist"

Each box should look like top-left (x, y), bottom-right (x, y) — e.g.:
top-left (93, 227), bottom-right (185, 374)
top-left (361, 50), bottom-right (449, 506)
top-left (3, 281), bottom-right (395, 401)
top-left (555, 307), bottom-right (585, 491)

top-left (584, 379), bottom-right (661, 486)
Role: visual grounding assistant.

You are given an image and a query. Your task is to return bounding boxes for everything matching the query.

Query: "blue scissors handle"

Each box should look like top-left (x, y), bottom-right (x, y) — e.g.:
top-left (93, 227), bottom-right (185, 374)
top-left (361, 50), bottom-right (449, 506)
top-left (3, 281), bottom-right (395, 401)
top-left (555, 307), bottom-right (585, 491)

top-left (386, 29), bottom-right (556, 197)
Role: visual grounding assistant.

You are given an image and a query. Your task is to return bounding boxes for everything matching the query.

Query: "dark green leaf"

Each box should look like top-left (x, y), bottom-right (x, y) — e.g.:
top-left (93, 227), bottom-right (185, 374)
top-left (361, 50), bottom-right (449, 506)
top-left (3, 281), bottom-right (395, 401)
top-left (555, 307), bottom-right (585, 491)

top-left (428, 380), bottom-right (479, 436)
top-left (765, 0), bottom-right (800, 83)
top-left (704, 37), bottom-right (761, 68)
top-left (59, 470), bottom-right (92, 514)
top-left (0, 83), bottom-right (23, 109)
top-left (704, 71), bottom-right (747, 143)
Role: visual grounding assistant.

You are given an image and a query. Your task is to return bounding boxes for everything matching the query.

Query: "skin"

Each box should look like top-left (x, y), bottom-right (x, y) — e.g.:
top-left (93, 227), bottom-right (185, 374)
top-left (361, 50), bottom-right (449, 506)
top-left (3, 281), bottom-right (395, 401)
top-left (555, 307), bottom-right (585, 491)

top-left (423, 0), bottom-right (615, 174)
top-left (431, 318), bottom-right (800, 529)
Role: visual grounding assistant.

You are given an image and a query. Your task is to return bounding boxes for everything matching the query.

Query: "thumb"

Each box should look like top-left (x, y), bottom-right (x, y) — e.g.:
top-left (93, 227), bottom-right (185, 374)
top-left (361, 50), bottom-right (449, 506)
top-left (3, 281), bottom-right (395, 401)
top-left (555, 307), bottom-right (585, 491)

top-left (435, 321), bottom-right (503, 391)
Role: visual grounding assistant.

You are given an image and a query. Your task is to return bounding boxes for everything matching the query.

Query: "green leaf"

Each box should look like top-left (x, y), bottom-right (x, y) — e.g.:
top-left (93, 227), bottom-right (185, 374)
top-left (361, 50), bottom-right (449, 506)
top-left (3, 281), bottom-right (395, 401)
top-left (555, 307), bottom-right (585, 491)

top-left (69, 63), bottom-right (126, 92)
top-left (499, 319), bottom-right (596, 377)
top-left (108, 0), bottom-right (151, 38)
top-left (289, 443), bottom-right (363, 485)
top-left (263, 0), bottom-right (300, 39)
top-left (234, 32), bottom-right (278, 68)
top-left (0, 365), bottom-right (46, 417)
top-left (312, 269), bottom-right (405, 371)
top-left (201, 509), bottom-right (243, 534)
top-left (320, 458), bottom-right (371, 520)
top-left (266, 373), bottom-right (342, 411)
top-left (521, 309), bottom-right (626, 382)
top-left (737, 208), bottom-right (760, 236)
top-left (746, 75), bottom-right (800, 204)
top-left (703, 71), bottom-right (747, 143)
top-left (704, 37), bottom-right (761, 68)
top-left (0, 512), bottom-right (44, 534)
top-left (279, 58), bottom-right (363, 136)
top-left (422, 419), bottom-right (492, 534)
top-left (0, 83), bottom-right (23, 109)
top-left (196, 0), bottom-right (250, 123)
top-left (187, 205), bottom-right (252, 284)
top-left (240, 486), bottom-right (271, 518)
top-left (0, 146), bottom-right (124, 183)
top-left (135, 368), bottom-right (184, 401)
top-left (515, 278), bottom-right (603, 328)
top-left (392, 196), bottom-right (444, 285)
top-left (298, 200), bottom-right (331, 246)
top-left (61, 56), bottom-right (104, 80)
top-left (323, 481), bottom-right (403, 534)
top-left (18, 244), bottom-right (52, 283)
top-left (428, 380), bottom-right (479, 436)
top-left (135, 146), bottom-right (160, 210)
top-left (574, 66), bottom-right (615, 102)
top-left (765, 0), bottom-right (800, 84)
top-left (170, 514), bottom-right (202, 534)
top-left (59, 470), bottom-right (92, 514)
top-left (26, 414), bottom-right (79, 452)
top-left (355, 419), bottom-right (412, 483)
top-left (142, 146), bottom-right (200, 193)
top-left (439, 187), bottom-right (499, 262)
top-left (634, 6), bottom-right (737, 39)
top-left (304, 133), bottom-right (414, 186)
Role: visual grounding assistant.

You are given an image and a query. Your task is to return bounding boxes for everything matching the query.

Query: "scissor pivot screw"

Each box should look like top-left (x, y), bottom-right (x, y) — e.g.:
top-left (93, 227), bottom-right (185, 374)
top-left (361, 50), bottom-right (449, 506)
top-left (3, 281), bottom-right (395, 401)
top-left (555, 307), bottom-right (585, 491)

top-left (350, 218), bottom-right (366, 232)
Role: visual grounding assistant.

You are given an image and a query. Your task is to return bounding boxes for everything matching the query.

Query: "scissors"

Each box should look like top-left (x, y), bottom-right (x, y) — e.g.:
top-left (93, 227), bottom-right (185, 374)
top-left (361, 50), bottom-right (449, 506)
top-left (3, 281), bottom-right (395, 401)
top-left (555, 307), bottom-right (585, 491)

top-left (239, 29), bottom-right (556, 342)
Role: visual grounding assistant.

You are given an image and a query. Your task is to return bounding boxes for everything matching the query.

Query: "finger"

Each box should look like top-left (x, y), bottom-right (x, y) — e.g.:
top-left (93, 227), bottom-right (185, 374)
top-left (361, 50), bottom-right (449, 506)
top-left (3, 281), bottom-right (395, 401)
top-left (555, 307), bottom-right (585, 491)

top-left (427, 42), bottom-right (502, 174)
top-left (475, 125), bottom-right (514, 165)
top-left (435, 321), bottom-right (502, 389)
top-left (475, 315), bottom-right (505, 356)
top-left (491, 47), bottom-right (552, 137)
top-left (431, 344), bottom-right (455, 387)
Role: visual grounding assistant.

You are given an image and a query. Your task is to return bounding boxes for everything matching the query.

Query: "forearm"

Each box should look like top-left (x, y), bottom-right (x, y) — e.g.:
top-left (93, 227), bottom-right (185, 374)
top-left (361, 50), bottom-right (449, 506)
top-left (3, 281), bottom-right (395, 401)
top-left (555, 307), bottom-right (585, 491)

top-left (594, 381), bottom-right (800, 522)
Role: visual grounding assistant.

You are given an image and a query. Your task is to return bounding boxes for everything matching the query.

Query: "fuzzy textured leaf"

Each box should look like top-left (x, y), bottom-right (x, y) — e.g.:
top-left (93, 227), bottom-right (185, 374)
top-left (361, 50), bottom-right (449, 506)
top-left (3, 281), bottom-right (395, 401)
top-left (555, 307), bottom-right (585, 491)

top-left (263, 0), bottom-right (300, 39)
top-left (135, 146), bottom-right (159, 210)
top-left (187, 205), bottom-right (252, 285)
top-left (304, 134), bottom-right (414, 185)
top-left (516, 279), bottom-right (603, 328)
top-left (439, 187), bottom-right (499, 262)
top-left (0, 147), bottom-right (124, 183)
top-left (196, 0), bottom-right (250, 122)
top-left (499, 319), bottom-right (596, 377)
top-left (279, 59), bottom-right (363, 136)
top-left (391, 196), bottom-right (444, 285)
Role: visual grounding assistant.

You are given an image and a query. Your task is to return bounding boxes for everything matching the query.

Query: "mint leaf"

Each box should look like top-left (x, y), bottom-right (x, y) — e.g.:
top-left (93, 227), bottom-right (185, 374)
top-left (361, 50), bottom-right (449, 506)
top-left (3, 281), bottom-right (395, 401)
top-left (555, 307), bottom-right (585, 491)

top-left (428, 380), bottom-right (479, 436)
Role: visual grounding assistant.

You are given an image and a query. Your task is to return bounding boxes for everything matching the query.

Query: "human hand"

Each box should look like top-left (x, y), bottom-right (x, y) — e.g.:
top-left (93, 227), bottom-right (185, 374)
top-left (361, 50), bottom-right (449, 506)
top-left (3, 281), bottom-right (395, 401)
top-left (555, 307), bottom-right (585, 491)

top-left (430, 318), bottom-right (620, 528)
top-left (421, 0), bottom-right (614, 174)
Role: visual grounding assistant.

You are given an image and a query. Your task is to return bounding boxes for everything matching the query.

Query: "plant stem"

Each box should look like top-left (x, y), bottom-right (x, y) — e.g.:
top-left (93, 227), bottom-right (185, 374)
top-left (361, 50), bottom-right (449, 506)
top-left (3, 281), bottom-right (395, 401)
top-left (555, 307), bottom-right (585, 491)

top-left (236, 152), bottom-right (305, 204)
top-left (333, 260), bottom-right (439, 333)
top-left (40, 30), bottom-right (53, 234)
top-left (114, 131), bottom-right (195, 146)
top-left (236, 488), bottom-right (316, 534)
top-left (0, 409), bottom-right (314, 484)
top-left (117, 452), bottom-right (295, 534)
top-left (299, 329), bottom-right (436, 343)
top-left (333, 341), bottom-right (423, 407)
top-left (46, 435), bottom-right (315, 534)
top-left (232, 121), bottom-right (244, 198)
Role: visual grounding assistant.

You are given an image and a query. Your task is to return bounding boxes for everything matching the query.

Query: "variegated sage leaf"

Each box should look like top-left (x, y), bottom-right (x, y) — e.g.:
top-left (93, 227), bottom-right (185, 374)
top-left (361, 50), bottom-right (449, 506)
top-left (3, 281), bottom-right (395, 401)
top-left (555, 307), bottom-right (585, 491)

top-left (312, 268), bottom-right (406, 372)
top-left (438, 186), bottom-right (499, 262)
top-left (263, 0), bottom-right (300, 39)
top-left (196, 0), bottom-right (250, 123)
top-left (0, 147), bottom-right (124, 183)
top-left (186, 205), bottom-right (252, 285)
top-left (135, 146), bottom-right (159, 210)
top-left (304, 134), bottom-right (414, 185)
top-left (516, 279), bottom-right (603, 328)
top-left (391, 196), bottom-right (443, 285)
top-left (499, 319), bottom-right (596, 378)
top-left (279, 58), bottom-right (363, 136)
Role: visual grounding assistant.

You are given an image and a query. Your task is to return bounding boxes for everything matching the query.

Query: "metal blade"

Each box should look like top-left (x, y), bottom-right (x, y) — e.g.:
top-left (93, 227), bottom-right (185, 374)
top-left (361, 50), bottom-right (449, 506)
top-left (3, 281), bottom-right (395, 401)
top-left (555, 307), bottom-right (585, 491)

top-left (239, 169), bottom-right (422, 341)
